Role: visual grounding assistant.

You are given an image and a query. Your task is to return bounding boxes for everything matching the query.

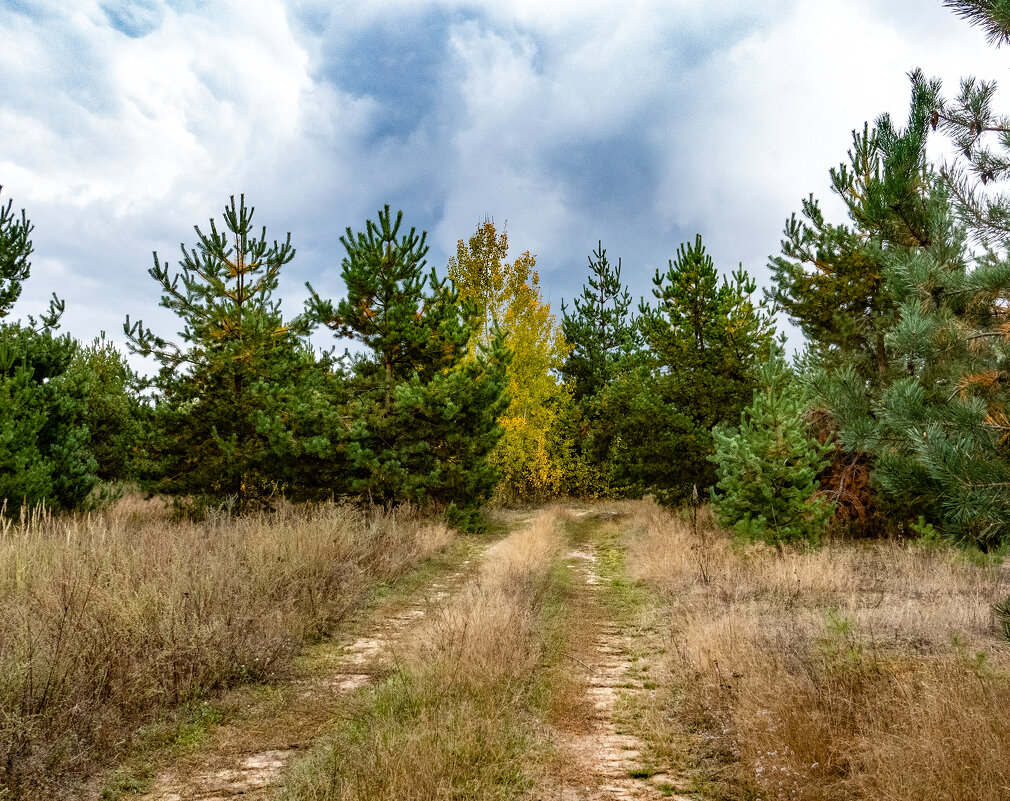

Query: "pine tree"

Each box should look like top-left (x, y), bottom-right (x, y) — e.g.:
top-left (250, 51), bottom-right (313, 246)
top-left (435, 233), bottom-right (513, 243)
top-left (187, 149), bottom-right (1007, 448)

top-left (943, 0), bottom-right (1010, 45)
top-left (624, 234), bottom-right (772, 504)
top-left (556, 242), bottom-right (642, 495)
top-left (126, 195), bottom-right (339, 511)
top-left (642, 235), bottom-right (771, 414)
top-left (0, 188), bottom-right (129, 514)
top-left (0, 326), bottom-right (113, 513)
top-left (768, 81), bottom-right (954, 535)
top-left (561, 241), bottom-right (638, 403)
top-left (852, 51), bottom-right (1010, 547)
top-left (68, 334), bottom-right (143, 483)
top-left (711, 345), bottom-right (835, 546)
top-left (308, 207), bottom-right (507, 513)
top-left (769, 111), bottom-right (936, 386)
top-left (0, 186), bottom-right (62, 328)
top-left (0, 186), bottom-right (32, 319)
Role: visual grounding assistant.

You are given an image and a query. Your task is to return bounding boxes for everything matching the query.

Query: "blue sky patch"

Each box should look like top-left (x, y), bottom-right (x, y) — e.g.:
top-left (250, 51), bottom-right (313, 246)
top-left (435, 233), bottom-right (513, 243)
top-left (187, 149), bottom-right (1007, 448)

top-left (101, 0), bottom-right (165, 38)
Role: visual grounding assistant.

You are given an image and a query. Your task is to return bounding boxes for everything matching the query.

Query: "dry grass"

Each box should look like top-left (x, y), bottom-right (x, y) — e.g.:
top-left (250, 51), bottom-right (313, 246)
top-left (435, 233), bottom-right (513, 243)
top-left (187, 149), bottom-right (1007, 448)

top-left (0, 495), bottom-right (451, 800)
top-left (625, 499), bottom-right (1010, 801)
top-left (279, 508), bottom-right (567, 801)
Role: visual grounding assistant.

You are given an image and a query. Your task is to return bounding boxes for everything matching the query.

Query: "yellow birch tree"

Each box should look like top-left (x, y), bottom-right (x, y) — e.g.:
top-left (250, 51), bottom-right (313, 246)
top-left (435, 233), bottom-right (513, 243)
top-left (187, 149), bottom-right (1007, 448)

top-left (448, 219), bottom-right (570, 500)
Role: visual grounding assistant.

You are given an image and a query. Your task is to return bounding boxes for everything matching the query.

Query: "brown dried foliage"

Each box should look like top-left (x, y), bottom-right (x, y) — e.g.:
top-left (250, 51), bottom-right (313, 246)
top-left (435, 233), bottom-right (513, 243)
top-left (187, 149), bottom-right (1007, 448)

top-left (0, 496), bottom-right (450, 799)
top-left (807, 408), bottom-right (883, 536)
top-left (628, 499), bottom-right (1010, 801)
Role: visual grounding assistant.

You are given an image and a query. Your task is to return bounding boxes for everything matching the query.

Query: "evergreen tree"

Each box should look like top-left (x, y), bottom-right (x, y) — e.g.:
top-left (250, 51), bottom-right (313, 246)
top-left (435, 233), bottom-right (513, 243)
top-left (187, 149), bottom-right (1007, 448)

top-left (943, 0), bottom-right (1010, 45)
top-left (0, 186), bottom-right (32, 319)
top-left (65, 334), bottom-right (144, 483)
top-left (127, 195), bottom-right (340, 511)
top-left (556, 242), bottom-right (642, 495)
top-left (857, 49), bottom-right (1010, 547)
top-left (711, 345), bottom-right (835, 546)
top-left (769, 113), bottom-right (934, 386)
top-left (642, 235), bottom-right (771, 422)
top-left (561, 241), bottom-right (638, 403)
top-left (0, 327), bottom-right (96, 512)
top-left (307, 207), bottom-right (507, 513)
top-left (0, 187), bottom-right (132, 514)
top-left (770, 83), bottom-right (951, 535)
top-left (624, 234), bottom-right (772, 504)
top-left (0, 185), bottom-right (62, 329)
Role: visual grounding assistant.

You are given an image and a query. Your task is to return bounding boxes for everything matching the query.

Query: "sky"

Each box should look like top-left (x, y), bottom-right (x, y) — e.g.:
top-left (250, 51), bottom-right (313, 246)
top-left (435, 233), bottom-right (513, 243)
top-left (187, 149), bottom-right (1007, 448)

top-left (2, 0), bottom-right (1009, 370)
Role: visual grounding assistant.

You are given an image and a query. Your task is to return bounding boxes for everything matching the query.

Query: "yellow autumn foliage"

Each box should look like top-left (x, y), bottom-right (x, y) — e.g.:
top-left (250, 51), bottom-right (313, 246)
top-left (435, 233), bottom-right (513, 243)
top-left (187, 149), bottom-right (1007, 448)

top-left (449, 219), bottom-right (573, 501)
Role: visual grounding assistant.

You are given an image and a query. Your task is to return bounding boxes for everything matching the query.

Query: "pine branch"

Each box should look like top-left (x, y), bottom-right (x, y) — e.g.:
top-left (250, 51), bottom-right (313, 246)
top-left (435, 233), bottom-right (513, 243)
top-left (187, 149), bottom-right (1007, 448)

top-left (944, 0), bottom-right (1010, 46)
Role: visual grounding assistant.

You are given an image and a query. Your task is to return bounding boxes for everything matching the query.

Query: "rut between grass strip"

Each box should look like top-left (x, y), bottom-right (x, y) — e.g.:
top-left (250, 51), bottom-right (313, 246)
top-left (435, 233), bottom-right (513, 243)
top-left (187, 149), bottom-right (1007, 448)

top-left (544, 506), bottom-right (695, 801)
top-left (276, 507), bottom-right (568, 801)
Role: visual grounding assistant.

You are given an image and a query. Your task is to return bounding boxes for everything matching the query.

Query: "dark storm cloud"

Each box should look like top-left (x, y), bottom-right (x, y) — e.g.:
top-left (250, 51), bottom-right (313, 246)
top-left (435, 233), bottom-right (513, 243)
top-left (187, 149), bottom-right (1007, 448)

top-left (315, 8), bottom-right (466, 141)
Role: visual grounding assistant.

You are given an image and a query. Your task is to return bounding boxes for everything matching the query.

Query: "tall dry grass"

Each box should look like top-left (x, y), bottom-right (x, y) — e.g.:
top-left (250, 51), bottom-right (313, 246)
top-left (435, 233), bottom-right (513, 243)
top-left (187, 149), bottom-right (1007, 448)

top-left (280, 508), bottom-right (566, 801)
top-left (0, 495), bottom-right (450, 800)
top-left (626, 499), bottom-right (1010, 801)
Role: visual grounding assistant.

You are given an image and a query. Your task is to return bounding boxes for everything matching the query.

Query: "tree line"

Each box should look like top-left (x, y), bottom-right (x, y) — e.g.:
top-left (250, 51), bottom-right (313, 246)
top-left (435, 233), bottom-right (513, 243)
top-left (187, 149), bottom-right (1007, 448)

top-left (5, 0), bottom-right (1010, 546)
top-left (0, 186), bottom-right (776, 527)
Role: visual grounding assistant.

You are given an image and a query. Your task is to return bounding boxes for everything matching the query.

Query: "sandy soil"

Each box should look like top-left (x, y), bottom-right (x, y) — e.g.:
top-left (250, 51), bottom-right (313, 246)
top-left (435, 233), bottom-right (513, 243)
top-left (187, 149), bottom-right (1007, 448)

top-left (548, 518), bottom-right (693, 801)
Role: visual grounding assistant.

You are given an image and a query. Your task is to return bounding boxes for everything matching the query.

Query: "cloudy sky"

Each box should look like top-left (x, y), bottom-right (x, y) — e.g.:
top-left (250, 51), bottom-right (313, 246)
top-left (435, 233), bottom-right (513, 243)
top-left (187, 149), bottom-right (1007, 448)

top-left (2, 0), bottom-right (1007, 369)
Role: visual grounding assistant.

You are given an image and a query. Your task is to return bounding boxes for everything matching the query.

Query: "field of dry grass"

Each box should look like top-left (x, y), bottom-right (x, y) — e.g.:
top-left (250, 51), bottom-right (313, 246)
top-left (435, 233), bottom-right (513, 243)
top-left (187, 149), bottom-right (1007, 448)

top-left (0, 495), bottom-right (450, 800)
top-left (279, 508), bottom-right (568, 801)
top-left (624, 499), bottom-right (1010, 801)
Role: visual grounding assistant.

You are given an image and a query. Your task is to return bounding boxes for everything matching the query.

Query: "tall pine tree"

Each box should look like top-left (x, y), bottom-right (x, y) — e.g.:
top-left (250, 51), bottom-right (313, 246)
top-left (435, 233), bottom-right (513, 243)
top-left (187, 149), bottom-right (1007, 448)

top-left (854, 34), bottom-right (1010, 547)
top-left (127, 195), bottom-right (340, 511)
top-left (770, 80), bottom-right (951, 535)
top-left (561, 241), bottom-right (638, 403)
top-left (307, 206), bottom-right (507, 514)
top-left (616, 235), bottom-right (772, 504)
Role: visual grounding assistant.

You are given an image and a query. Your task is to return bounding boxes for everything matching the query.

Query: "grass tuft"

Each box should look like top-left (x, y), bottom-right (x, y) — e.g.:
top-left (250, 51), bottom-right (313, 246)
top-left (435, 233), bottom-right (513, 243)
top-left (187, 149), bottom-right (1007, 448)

top-left (279, 509), bottom-right (567, 801)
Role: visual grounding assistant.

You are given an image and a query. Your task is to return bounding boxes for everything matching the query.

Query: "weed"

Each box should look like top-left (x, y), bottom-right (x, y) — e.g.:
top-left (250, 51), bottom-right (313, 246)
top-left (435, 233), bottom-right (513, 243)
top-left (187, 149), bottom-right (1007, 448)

top-left (279, 510), bottom-right (565, 801)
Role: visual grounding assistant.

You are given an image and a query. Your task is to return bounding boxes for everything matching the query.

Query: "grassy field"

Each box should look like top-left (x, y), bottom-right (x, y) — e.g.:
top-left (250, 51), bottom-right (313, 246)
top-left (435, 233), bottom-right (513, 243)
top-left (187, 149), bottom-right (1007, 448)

top-left (0, 496), bottom-right (451, 800)
top-left (9, 496), bottom-right (1010, 801)
top-left (624, 499), bottom-right (1010, 801)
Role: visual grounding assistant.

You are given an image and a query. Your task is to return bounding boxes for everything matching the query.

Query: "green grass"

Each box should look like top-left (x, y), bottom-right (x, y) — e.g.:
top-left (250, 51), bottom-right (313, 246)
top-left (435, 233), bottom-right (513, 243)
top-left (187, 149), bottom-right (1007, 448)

top-left (99, 701), bottom-right (223, 800)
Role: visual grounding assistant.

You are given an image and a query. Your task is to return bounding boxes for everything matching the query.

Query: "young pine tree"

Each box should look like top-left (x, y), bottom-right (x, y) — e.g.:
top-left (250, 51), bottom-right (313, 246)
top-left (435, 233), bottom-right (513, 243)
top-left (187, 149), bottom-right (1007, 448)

top-left (127, 195), bottom-right (340, 511)
top-left (0, 186), bottom-right (132, 514)
top-left (711, 346), bottom-right (835, 546)
top-left (557, 242), bottom-right (642, 495)
top-left (0, 185), bottom-right (32, 318)
top-left (622, 235), bottom-right (772, 504)
top-left (307, 206), bottom-right (507, 514)
top-left (561, 241), bottom-right (638, 403)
